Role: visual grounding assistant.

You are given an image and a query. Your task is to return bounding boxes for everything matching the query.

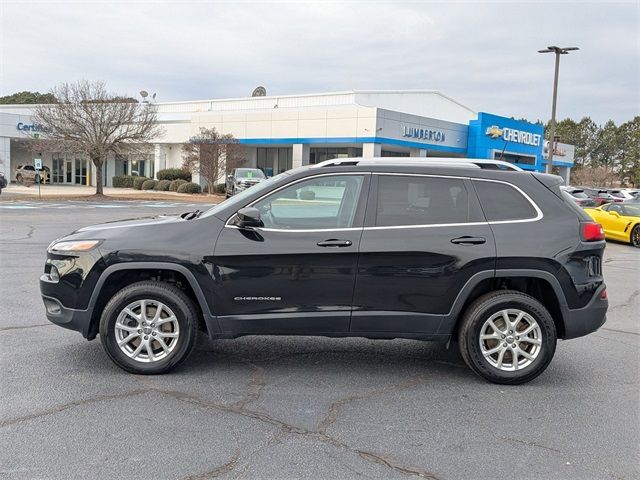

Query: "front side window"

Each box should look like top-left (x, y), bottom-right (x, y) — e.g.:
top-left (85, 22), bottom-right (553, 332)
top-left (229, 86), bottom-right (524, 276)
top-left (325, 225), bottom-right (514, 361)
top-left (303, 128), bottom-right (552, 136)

top-left (252, 175), bottom-right (365, 230)
top-left (375, 175), bottom-right (469, 226)
top-left (473, 180), bottom-right (538, 221)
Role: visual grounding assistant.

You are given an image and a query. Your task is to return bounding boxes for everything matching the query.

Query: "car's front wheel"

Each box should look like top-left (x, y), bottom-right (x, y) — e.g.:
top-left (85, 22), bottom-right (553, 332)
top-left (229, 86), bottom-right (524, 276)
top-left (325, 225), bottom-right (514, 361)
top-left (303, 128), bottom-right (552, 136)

top-left (458, 290), bottom-right (557, 385)
top-left (99, 281), bottom-right (198, 374)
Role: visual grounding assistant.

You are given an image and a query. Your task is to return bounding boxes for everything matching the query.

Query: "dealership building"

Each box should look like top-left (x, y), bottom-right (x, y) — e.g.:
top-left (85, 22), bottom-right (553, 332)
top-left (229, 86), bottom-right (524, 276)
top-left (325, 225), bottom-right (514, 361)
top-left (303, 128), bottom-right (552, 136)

top-left (0, 90), bottom-right (574, 186)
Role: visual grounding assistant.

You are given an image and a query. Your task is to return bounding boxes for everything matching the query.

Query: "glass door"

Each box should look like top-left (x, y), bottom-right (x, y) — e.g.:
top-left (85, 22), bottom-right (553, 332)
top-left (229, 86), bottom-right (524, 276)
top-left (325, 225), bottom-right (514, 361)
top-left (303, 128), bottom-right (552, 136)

top-left (66, 161), bottom-right (72, 183)
top-left (52, 158), bottom-right (65, 183)
top-left (74, 159), bottom-right (88, 185)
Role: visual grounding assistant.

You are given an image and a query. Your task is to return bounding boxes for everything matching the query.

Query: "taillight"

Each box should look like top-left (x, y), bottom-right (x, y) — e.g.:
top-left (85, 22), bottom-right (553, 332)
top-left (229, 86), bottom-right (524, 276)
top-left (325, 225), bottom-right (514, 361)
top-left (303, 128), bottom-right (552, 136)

top-left (600, 289), bottom-right (608, 300)
top-left (581, 222), bottom-right (605, 242)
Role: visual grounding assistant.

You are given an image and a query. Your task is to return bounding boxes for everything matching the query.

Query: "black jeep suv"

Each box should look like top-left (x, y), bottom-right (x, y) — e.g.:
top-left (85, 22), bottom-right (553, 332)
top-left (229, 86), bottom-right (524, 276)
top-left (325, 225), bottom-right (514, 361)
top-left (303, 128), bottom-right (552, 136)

top-left (40, 158), bottom-right (608, 384)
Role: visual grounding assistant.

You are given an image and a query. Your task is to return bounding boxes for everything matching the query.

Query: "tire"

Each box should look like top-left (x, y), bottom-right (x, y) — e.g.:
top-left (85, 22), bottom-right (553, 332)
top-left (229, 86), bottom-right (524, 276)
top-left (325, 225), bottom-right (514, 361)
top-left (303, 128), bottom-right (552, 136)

top-left (458, 290), bottom-right (557, 385)
top-left (35, 174), bottom-right (41, 184)
top-left (630, 224), bottom-right (640, 248)
top-left (99, 281), bottom-right (198, 374)
top-left (16, 174), bottom-right (22, 184)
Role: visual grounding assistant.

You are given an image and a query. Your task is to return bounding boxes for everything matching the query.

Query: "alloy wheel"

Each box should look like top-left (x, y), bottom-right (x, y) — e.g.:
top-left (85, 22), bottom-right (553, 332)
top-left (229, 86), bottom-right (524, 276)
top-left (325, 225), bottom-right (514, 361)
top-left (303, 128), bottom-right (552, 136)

top-left (479, 309), bottom-right (542, 371)
top-left (114, 299), bottom-right (180, 363)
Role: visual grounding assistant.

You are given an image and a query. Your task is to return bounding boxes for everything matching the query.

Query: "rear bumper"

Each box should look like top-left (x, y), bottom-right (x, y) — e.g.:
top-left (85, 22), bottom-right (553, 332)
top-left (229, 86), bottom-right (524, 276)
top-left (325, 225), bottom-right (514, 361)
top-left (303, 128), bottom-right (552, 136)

top-left (561, 283), bottom-right (608, 339)
top-left (41, 294), bottom-right (94, 339)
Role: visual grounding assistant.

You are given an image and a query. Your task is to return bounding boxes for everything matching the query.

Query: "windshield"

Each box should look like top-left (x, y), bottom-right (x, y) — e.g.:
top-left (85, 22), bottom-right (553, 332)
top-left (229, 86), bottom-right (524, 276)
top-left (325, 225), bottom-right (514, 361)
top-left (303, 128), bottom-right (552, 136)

top-left (236, 168), bottom-right (266, 179)
top-left (200, 171), bottom-right (290, 218)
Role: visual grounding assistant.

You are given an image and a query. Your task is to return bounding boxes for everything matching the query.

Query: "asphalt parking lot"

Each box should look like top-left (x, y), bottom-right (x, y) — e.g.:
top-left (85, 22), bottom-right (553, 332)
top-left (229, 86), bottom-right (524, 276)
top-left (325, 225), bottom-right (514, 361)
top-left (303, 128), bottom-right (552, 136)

top-left (1, 201), bottom-right (638, 480)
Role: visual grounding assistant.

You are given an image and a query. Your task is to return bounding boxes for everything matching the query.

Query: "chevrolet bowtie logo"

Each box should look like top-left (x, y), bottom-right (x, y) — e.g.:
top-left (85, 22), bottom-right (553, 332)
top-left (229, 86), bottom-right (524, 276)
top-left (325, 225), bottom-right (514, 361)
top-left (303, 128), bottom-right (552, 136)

top-left (485, 125), bottom-right (504, 139)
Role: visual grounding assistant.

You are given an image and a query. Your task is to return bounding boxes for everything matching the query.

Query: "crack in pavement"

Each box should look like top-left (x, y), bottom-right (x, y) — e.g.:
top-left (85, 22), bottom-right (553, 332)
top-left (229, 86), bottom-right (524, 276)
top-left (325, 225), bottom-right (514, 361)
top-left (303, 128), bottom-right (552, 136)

top-left (230, 361), bottom-right (266, 410)
top-left (1, 224), bottom-right (36, 242)
top-left (0, 323), bottom-right (53, 333)
top-left (0, 389), bottom-right (148, 428)
top-left (317, 376), bottom-right (425, 433)
top-left (182, 428), bottom-right (241, 480)
top-left (1, 350), bottom-right (439, 478)
top-left (608, 289), bottom-right (640, 312)
top-left (140, 365), bottom-right (439, 479)
top-left (153, 381), bottom-right (439, 479)
top-left (600, 327), bottom-right (639, 337)
top-left (499, 436), bottom-right (564, 456)
top-left (181, 454), bottom-right (239, 480)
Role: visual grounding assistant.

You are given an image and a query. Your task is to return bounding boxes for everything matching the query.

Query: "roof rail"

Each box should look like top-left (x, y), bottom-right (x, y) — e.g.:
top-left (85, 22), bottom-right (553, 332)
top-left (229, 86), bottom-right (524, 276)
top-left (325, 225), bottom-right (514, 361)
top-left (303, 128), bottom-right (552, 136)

top-left (311, 157), bottom-right (523, 171)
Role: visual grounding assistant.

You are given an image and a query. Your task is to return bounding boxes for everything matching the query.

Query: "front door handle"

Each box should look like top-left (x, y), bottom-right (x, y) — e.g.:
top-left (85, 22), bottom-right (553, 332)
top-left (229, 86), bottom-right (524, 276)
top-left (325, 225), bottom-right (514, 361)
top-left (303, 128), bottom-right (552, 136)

top-left (317, 239), bottom-right (353, 248)
top-left (451, 236), bottom-right (486, 245)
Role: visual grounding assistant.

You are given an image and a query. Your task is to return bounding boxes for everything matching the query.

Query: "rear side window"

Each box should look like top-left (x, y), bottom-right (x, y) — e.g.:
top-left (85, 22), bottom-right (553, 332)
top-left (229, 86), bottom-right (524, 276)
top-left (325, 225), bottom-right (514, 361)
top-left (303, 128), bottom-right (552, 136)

top-left (473, 180), bottom-right (538, 221)
top-left (375, 175), bottom-right (469, 226)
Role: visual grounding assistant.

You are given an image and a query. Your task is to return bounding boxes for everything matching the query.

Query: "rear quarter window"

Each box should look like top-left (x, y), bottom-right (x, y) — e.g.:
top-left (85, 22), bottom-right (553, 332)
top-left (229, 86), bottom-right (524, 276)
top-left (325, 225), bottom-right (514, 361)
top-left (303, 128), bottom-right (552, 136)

top-left (473, 180), bottom-right (538, 222)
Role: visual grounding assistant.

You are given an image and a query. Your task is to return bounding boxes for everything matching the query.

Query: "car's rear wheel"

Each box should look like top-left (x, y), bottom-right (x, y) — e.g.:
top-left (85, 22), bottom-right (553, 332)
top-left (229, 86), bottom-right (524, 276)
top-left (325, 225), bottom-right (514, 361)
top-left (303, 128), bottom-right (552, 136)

top-left (630, 224), bottom-right (640, 248)
top-left (16, 174), bottom-right (22, 184)
top-left (99, 281), bottom-right (198, 374)
top-left (458, 290), bottom-right (557, 385)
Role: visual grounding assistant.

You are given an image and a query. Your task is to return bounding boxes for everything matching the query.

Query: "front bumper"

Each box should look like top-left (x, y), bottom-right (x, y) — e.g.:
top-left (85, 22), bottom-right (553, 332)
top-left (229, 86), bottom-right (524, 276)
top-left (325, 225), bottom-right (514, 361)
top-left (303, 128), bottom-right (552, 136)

top-left (40, 290), bottom-right (94, 339)
top-left (561, 283), bottom-right (608, 339)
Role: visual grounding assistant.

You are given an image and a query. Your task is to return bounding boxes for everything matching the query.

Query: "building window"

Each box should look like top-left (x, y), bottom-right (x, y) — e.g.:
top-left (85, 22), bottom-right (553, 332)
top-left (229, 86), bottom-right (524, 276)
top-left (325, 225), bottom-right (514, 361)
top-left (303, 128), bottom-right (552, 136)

top-left (309, 147), bottom-right (362, 164)
top-left (257, 147), bottom-right (292, 176)
top-left (381, 150), bottom-right (409, 157)
top-left (115, 154), bottom-right (128, 176)
top-left (492, 151), bottom-right (536, 166)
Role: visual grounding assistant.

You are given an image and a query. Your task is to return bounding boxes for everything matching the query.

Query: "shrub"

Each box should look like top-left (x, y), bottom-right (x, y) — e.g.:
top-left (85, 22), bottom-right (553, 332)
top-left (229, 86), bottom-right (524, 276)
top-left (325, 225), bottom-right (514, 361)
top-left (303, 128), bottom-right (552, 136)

top-left (141, 179), bottom-right (157, 190)
top-left (156, 179), bottom-right (171, 191)
top-left (133, 176), bottom-right (150, 190)
top-left (157, 168), bottom-right (191, 182)
top-left (112, 175), bottom-right (136, 188)
top-left (215, 183), bottom-right (226, 194)
top-left (176, 182), bottom-right (202, 194)
top-left (169, 179), bottom-right (187, 192)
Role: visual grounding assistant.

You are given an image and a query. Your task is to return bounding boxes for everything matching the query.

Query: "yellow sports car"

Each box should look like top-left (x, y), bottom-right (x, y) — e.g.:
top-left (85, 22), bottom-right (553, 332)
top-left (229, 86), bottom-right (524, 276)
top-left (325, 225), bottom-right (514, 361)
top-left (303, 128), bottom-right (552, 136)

top-left (584, 203), bottom-right (640, 247)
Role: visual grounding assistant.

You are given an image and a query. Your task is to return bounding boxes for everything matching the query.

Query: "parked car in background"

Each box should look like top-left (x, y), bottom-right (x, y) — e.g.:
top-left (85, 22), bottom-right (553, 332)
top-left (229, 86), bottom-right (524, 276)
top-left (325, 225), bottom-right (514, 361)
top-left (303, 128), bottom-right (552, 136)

top-left (0, 172), bottom-right (7, 194)
top-left (226, 168), bottom-right (266, 197)
top-left (580, 187), bottom-right (623, 206)
top-left (585, 203), bottom-right (640, 247)
top-left (15, 164), bottom-right (50, 184)
top-left (560, 186), bottom-right (596, 207)
top-left (40, 157), bottom-right (608, 384)
top-left (607, 189), bottom-right (637, 202)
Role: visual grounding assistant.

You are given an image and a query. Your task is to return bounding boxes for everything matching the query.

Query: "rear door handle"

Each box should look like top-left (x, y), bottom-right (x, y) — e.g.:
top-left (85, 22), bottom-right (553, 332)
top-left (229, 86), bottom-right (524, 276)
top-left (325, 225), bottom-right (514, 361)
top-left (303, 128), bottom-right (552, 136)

top-left (450, 236), bottom-right (486, 245)
top-left (317, 239), bottom-right (353, 248)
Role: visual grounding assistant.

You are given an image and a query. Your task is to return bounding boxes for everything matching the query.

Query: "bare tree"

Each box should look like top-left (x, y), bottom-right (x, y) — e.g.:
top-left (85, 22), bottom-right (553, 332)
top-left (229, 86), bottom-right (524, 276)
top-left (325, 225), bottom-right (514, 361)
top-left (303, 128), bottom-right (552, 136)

top-left (182, 127), bottom-right (246, 194)
top-left (570, 166), bottom-right (619, 187)
top-left (31, 80), bottom-right (163, 195)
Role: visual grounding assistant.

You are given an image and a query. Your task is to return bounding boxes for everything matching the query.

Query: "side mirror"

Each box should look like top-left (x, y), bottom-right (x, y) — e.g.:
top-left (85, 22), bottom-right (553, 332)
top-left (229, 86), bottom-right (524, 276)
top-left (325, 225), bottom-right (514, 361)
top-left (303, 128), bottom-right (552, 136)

top-left (235, 207), bottom-right (262, 229)
top-left (609, 211), bottom-right (620, 217)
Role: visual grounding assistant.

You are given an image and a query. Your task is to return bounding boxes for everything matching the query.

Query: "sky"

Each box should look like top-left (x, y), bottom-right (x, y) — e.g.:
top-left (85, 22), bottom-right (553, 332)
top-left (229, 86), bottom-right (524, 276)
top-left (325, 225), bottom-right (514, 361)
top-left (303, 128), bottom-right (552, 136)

top-left (1, 0), bottom-right (638, 124)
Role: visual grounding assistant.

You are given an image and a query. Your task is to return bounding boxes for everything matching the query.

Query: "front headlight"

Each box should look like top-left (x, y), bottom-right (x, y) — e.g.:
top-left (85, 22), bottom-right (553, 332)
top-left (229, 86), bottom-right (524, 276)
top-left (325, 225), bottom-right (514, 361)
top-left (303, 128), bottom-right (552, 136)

top-left (48, 240), bottom-right (101, 253)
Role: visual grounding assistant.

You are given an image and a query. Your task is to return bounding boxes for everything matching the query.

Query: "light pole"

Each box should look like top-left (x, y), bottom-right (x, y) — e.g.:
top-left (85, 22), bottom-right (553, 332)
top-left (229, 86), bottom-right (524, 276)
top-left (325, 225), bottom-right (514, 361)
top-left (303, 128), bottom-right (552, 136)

top-left (538, 46), bottom-right (579, 173)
